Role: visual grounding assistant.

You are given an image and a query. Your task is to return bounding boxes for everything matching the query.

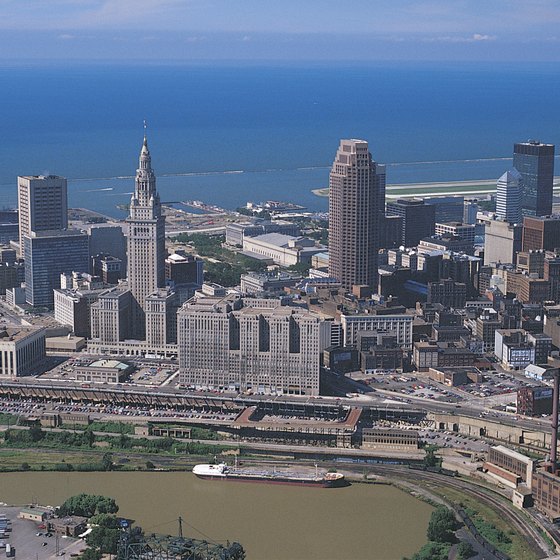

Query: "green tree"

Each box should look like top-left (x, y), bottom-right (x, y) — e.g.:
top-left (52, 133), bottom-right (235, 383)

top-left (59, 494), bottom-right (119, 517)
top-left (427, 506), bottom-right (457, 543)
top-left (456, 541), bottom-right (475, 559)
top-left (101, 452), bottom-right (114, 471)
top-left (410, 541), bottom-right (451, 560)
top-left (21, 462), bottom-right (31, 471)
top-left (79, 548), bottom-right (102, 560)
top-left (423, 445), bottom-right (440, 468)
top-left (29, 424), bottom-right (45, 442)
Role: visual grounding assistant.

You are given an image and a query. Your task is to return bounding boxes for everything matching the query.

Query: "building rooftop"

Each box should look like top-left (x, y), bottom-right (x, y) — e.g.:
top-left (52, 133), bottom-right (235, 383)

top-left (87, 359), bottom-right (130, 371)
top-left (0, 327), bottom-right (45, 343)
top-left (492, 445), bottom-right (532, 465)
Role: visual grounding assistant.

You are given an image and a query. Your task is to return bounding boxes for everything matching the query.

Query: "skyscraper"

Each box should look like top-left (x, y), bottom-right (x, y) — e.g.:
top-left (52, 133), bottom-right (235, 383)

top-left (328, 139), bottom-right (385, 291)
top-left (513, 140), bottom-right (555, 217)
top-left (125, 129), bottom-right (166, 338)
top-left (496, 169), bottom-right (522, 224)
top-left (386, 198), bottom-right (436, 247)
top-left (17, 175), bottom-right (68, 257)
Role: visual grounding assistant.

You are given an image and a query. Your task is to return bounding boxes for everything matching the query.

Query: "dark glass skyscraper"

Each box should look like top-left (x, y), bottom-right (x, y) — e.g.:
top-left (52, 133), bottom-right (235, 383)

top-left (513, 140), bottom-right (555, 217)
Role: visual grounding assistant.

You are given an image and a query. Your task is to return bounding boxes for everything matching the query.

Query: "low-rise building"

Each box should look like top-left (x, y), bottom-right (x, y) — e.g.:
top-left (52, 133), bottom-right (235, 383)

top-left (242, 233), bottom-right (324, 267)
top-left (74, 359), bottom-right (133, 384)
top-left (413, 341), bottom-right (476, 371)
top-left (483, 445), bottom-right (534, 488)
top-left (240, 271), bottom-right (301, 295)
top-left (361, 428), bottom-right (419, 451)
top-left (533, 469), bottom-right (560, 520)
top-left (49, 516), bottom-right (87, 537)
top-left (0, 327), bottom-right (46, 377)
top-left (494, 329), bottom-right (538, 370)
top-left (517, 386), bottom-right (553, 417)
top-left (428, 366), bottom-right (482, 387)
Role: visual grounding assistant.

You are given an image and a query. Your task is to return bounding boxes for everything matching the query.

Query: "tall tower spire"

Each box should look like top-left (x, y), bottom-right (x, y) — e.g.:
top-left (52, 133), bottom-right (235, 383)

top-left (134, 121), bottom-right (157, 206)
top-left (126, 124), bottom-right (166, 339)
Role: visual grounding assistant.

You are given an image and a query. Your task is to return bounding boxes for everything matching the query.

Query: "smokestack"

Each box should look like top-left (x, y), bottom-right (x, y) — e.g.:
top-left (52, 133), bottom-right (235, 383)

top-left (551, 369), bottom-right (560, 473)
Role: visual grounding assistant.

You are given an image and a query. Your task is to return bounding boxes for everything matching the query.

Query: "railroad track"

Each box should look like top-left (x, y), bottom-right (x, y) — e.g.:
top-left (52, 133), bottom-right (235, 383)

top-left (369, 465), bottom-right (551, 559)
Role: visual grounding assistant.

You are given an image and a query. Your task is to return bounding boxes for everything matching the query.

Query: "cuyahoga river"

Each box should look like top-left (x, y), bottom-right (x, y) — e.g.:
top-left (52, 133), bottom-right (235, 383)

top-left (0, 471), bottom-right (432, 559)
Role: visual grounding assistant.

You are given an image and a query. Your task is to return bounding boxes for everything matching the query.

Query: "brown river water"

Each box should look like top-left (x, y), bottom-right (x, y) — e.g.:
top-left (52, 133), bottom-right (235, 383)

top-left (0, 471), bottom-right (432, 559)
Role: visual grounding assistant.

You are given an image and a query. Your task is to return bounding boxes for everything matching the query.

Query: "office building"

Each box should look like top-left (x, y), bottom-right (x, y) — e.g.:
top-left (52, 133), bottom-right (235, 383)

top-left (434, 222), bottom-right (475, 244)
top-left (54, 284), bottom-right (107, 338)
top-left (17, 175), bottom-right (68, 257)
top-left (24, 230), bottom-right (89, 308)
top-left (178, 295), bottom-right (329, 395)
top-left (340, 310), bottom-right (414, 349)
top-left (426, 196), bottom-right (465, 223)
top-left (0, 210), bottom-right (19, 245)
top-left (125, 131), bottom-right (166, 338)
top-left (88, 132), bottom-right (178, 358)
top-left (386, 198), bottom-right (436, 247)
top-left (484, 219), bottom-right (522, 265)
top-left (496, 169), bottom-right (522, 224)
top-left (513, 141), bottom-right (555, 217)
top-left (165, 252), bottom-right (203, 286)
top-left (494, 329), bottom-right (536, 370)
top-left (90, 287), bottom-right (132, 345)
top-left (91, 254), bottom-right (123, 285)
top-left (427, 279), bottom-right (467, 309)
top-left (517, 386), bottom-right (553, 416)
top-left (463, 199), bottom-right (479, 225)
top-left (328, 139), bottom-right (385, 290)
top-left (87, 225), bottom-right (127, 275)
top-left (0, 327), bottom-right (46, 377)
top-left (522, 215), bottom-right (560, 252)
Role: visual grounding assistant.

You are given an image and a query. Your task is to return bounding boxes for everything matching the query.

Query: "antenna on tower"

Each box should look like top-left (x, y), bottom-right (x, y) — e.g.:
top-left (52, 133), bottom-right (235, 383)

top-left (143, 119), bottom-right (148, 141)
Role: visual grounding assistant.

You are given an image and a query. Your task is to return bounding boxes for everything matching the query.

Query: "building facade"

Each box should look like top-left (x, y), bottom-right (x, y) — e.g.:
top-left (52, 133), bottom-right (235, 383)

top-left (0, 327), bottom-right (46, 377)
top-left (496, 169), bottom-right (522, 224)
top-left (386, 198), bottom-right (436, 248)
top-left (126, 132), bottom-right (166, 338)
top-left (178, 296), bottom-right (329, 395)
top-left (328, 139), bottom-right (385, 290)
top-left (513, 141), bottom-right (555, 217)
top-left (24, 230), bottom-right (89, 308)
top-left (17, 175), bottom-right (68, 257)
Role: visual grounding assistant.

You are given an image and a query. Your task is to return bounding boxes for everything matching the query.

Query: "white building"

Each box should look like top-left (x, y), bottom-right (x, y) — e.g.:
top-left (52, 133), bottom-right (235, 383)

top-left (494, 329), bottom-right (535, 370)
top-left (0, 327), bottom-right (46, 377)
top-left (242, 233), bottom-right (324, 267)
top-left (340, 312), bottom-right (414, 349)
top-left (496, 169), bottom-right (522, 224)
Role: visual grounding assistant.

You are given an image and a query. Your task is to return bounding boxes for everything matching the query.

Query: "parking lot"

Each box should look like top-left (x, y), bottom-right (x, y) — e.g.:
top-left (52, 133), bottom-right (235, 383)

top-left (351, 368), bottom-right (540, 412)
top-left (0, 507), bottom-right (86, 559)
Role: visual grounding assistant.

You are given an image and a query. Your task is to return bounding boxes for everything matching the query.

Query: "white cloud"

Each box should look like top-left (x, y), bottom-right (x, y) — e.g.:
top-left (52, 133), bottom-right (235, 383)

top-left (424, 33), bottom-right (496, 43)
top-left (57, 33), bottom-right (76, 40)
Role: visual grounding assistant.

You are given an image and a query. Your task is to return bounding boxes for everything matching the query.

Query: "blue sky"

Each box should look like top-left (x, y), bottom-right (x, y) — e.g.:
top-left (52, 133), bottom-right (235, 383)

top-left (1, 0), bottom-right (560, 61)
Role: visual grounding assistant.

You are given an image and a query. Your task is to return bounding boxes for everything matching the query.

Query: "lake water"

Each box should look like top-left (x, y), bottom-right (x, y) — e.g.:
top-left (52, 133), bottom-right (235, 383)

top-left (1, 61), bottom-right (559, 217)
top-left (0, 471), bottom-right (432, 559)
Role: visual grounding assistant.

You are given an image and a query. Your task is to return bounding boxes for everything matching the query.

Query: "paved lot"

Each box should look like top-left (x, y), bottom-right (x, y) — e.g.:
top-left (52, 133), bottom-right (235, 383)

top-left (0, 506), bottom-right (86, 559)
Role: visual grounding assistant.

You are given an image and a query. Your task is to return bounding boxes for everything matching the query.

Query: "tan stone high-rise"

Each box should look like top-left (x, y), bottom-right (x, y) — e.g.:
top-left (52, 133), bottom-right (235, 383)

top-left (328, 139), bottom-right (385, 291)
top-left (126, 132), bottom-right (166, 339)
